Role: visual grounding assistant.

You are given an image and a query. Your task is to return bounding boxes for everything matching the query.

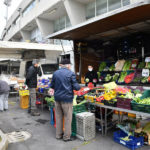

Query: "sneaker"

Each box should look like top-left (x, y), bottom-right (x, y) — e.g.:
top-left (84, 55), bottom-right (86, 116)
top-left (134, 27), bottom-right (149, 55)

top-left (0, 110), bottom-right (3, 112)
top-left (4, 109), bottom-right (7, 111)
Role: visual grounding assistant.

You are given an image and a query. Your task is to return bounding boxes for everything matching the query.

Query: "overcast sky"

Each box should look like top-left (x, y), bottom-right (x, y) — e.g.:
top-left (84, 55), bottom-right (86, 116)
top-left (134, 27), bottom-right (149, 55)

top-left (0, 0), bottom-right (22, 38)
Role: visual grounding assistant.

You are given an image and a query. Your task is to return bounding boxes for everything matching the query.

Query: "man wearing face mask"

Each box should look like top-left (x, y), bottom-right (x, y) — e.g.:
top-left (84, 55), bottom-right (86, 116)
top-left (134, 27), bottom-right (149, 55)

top-left (85, 65), bottom-right (98, 87)
top-left (26, 59), bottom-right (42, 116)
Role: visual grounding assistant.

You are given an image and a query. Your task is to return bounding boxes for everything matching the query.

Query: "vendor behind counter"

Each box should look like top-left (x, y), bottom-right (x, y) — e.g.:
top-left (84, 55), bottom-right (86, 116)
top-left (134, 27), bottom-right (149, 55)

top-left (85, 65), bottom-right (98, 87)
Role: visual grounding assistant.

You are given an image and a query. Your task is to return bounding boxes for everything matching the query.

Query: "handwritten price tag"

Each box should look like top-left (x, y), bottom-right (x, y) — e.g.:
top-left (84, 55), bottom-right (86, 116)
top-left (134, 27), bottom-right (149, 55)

top-left (145, 57), bottom-right (150, 62)
top-left (142, 69), bottom-right (149, 77)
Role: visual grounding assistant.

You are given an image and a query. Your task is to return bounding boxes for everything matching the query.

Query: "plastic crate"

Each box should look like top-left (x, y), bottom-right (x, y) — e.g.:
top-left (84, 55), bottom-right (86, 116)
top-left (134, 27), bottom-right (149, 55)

top-left (73, 104), bottom-right (87, 113)
top-left (19, 90), bottom-right (29, 96)
top-left (20, 95), bottom-right (29, 109)
top-left (103, 100), bottom-right (117, 107)
top-left (72, 104), bottom-right (87, 136)
top-left (76, 112), bottom-right (95, 141)
top-left (140, 90), bottom-right (150, 99)
top-left (131, 101), bottom-right (150, 113)
top-left (117, 97), bottom-right (132, 110)
top-left (114, 130), bottom-right (144, 150)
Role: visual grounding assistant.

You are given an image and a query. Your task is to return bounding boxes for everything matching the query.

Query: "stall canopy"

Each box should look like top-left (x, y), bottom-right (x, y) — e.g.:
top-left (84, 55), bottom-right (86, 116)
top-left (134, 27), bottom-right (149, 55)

top-left (0, 41), bottom-right (71, 59)
top-left (47, 1), bottom-right (150, 41)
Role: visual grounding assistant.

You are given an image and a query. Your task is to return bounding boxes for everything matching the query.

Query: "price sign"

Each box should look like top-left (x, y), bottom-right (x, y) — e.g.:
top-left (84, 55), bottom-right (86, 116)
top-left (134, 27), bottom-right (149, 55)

top-left (145, 57), bottom-right (150, 62)
top-left (142, 69), bottom-right (149, 77)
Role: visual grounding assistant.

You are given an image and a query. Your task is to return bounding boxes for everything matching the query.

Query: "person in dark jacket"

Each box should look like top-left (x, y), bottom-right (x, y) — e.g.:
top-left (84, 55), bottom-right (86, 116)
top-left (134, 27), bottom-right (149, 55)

top-left (50, 59), bottom-right (80, 142)
top-left (26, 59), bottom-right (42, 116)
top-left (0, 80), bottom-right (10, 112)
top-left (85, 65), bottom-right (98, 87)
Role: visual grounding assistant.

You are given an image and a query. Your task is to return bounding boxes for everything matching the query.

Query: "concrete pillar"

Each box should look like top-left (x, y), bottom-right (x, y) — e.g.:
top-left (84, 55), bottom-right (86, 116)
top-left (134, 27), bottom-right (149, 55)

top-left (63, 0), bottom-right (86, 26)
top-left (36, 17), bottom-right (54, 37)
top-left (20, 30), bottom-right (31, 42)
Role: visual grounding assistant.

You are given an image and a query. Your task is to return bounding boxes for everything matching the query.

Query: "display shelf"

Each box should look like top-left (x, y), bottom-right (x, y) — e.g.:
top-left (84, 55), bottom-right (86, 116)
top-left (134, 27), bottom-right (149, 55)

top-left (88, 101), bottom-right (150, 117)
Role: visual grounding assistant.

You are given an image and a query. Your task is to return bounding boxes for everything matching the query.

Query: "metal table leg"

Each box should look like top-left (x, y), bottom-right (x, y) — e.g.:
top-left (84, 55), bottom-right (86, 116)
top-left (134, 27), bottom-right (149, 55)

top-left (105, 108), bottom-right (108, 135)
top-left (118, 111), bottom-right (121, 123)
top-left (100, 107), bottom-right (104, 136)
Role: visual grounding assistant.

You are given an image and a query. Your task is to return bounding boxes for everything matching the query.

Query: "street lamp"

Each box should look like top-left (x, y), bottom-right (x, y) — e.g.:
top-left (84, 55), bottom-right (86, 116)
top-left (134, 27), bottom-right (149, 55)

top-left (4, 0), bottom-right (12, 23)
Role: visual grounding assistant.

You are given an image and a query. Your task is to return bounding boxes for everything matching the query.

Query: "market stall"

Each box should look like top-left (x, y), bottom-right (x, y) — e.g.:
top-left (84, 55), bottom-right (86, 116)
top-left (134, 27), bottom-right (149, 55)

top-left (45, 2), bottom-right (150, 149)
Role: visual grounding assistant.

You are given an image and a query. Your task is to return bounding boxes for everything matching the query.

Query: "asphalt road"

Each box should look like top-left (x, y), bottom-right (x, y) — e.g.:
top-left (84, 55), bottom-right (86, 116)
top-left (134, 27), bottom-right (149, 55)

top-left (0, 97), bottom-right (149, 150)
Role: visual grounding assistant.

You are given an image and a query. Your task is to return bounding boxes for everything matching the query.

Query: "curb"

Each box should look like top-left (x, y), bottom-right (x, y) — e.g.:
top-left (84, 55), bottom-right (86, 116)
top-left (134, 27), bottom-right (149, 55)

top-left (0, 130), bottom-right (8, 150)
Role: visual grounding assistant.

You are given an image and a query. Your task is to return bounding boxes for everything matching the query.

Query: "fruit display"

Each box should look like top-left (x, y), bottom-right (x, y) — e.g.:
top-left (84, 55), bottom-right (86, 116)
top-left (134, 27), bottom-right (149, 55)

top-left (138, 62), bottom-right (145, 69)
top-left (118, 72), bottom-right (127, 83)
top-left (99, 62), bottom-right (106, 72)
top-left (115, 87), bottom-right (130, 94)
top-left (122, 60), bottom-right (132, 71)
top-left (111, 73), bottom-right (120, 82)
top-left (105, 74), bottom-right (112, 82)
top-left (103, 90), bottom-right (116, 100)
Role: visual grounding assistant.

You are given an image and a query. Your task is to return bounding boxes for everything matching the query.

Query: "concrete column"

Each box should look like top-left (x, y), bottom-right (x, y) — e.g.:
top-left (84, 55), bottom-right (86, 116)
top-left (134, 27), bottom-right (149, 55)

top-left (20, 30), bottom-right (31, 42)
top-left (36, 17), bottom-right (54, 37)
top-left (63, 0), bottom-right (86, 26)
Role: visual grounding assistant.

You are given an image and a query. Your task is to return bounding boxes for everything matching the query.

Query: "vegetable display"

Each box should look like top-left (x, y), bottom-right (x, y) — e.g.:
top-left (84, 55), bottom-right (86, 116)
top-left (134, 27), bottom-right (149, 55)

top-left (99, 62), bottom-right (106, 72)
top-left (122, 60), bottom-right (132, 71)
top-left (141, 77), bottom-right (148, 84)
top-left (145, 62), bottom-right (150, 69)
top-left (118, 72), bottom-right (127, 83)
top-left (124, 72), bottom-right (135, 84)
top-left (109, 64), bottom-right (115, 71)
top-left (111, 73), bottom-right (120, 82)
top-left (97, 72), bottom-right (101, 79)
top-left (45, 96), bottom-right (55, 103)
top-left (105, 74), bottom-right (112, 82)
top-left (134, 97), bottom-right (150, 105)
top-left (138, 62), bottom-right (145, 69)
top-left (132, 77), bottom-right (142, 83)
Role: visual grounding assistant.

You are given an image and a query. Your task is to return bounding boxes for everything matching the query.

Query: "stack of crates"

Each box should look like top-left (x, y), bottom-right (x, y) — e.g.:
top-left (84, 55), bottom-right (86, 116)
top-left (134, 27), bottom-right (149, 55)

top-left (72, 104), bottom-right (87, 136)
top-left (76, 112), bottom-right (95, 141)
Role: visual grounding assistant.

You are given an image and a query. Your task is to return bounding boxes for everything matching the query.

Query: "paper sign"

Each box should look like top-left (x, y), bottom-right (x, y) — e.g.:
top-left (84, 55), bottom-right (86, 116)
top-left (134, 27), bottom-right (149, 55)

top-left (145, 57), bottom-right (150, 62)
top-left (142, 69), bottom-right (149, 77)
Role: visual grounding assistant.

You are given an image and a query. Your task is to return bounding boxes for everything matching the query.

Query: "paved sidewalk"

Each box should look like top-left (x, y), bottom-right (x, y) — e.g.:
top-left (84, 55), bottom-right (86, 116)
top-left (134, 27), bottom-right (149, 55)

top-left (0, 97), bottom-right (149, 150)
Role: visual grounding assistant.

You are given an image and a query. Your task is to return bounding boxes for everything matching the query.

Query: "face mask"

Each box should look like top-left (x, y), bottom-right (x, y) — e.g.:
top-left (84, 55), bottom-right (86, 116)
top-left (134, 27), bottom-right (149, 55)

top-left (88, 68), bottom-right (93, 72)
top-left (59, 66), bottom-right (61, 69)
